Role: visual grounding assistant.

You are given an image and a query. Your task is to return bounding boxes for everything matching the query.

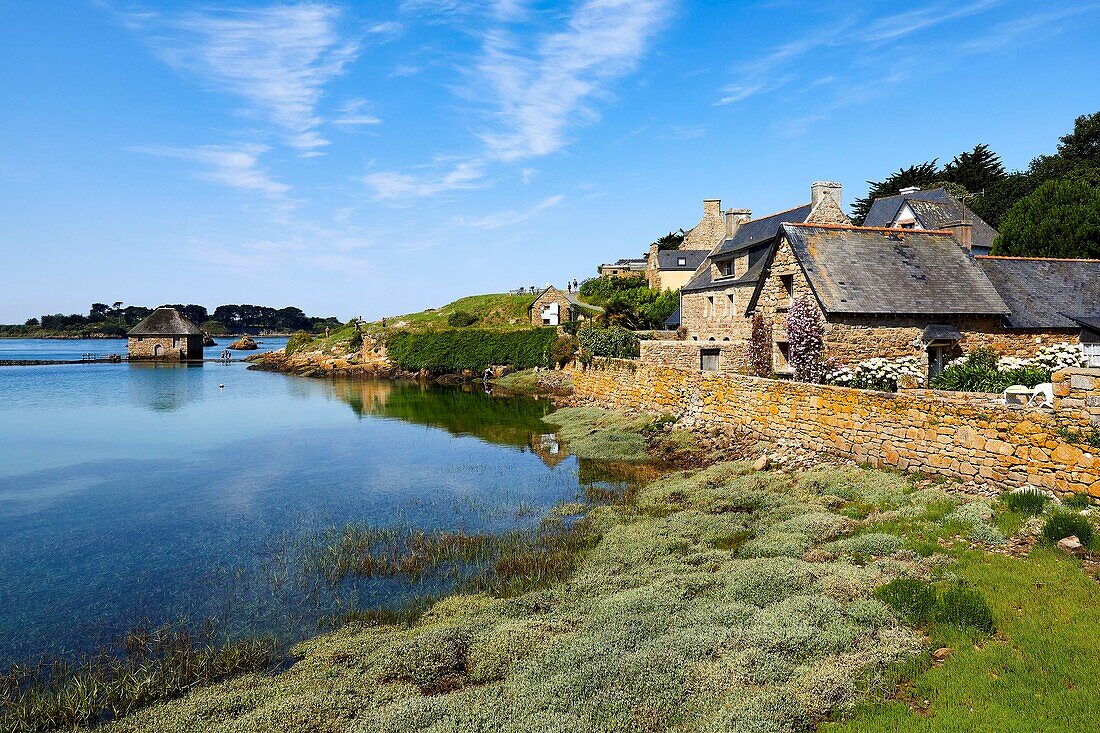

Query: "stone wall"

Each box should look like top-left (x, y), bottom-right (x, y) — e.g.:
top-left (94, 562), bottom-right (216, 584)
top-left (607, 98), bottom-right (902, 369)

top-left (128, 335), bottom-right (202, 360)
top-left (640, 339), bottom-right (746, 372)
top-left (574, 360), bottom-right (1100, 498)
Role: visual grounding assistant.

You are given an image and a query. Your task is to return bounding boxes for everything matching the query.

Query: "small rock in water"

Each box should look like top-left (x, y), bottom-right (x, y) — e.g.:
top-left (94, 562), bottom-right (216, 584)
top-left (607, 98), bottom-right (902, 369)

top-left (1057, 535), bottom-right (1084, 555)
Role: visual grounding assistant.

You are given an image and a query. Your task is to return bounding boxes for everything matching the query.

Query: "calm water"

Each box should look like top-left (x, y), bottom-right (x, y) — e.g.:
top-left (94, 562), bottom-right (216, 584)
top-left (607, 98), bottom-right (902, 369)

top-left (0, 336), bottom-right (288, 361)
top-left (0, 348), bottom-right (623, 667)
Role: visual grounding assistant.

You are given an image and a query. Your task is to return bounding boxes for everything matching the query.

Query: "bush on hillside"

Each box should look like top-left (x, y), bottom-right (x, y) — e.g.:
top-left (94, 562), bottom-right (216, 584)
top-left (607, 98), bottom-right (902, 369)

top-left (385, 328), bottom-right (556, 373)
top-left (1042, 511), bottom-right (1094, 545)
top-left (577, 324), bottom-right (640, 359)
top-left (348, 329), bottom-right (364, 351)
top-left (579, 276), bottom-right (679, 329)
top-left (447, 311), bottom-right (479, 328)
top-left (285, 331), bottom-right (314, 356)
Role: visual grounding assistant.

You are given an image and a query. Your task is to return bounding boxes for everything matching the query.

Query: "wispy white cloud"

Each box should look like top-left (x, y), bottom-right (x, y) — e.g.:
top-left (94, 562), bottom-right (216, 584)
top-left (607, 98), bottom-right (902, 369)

top-left (476, 0), bottom-right (670, 162)
top-left (334, 99), bottom-right (382, 127)
top-left (361, 160), bottom-right (488, 200)
top-left (131, 144), bottom-right (290, 195)
top-left (367, 20), bottom-right (405, 37)
top-left (958, 4), bottom-right (1097, 53)
top-left (717, 0), bottom-right (1006, 107)
top-left (126, 3), bottom-right (357, 155)
top-left (371, 0), bottom-right (669, 199)
top-left (455, 193), bottom-right (565, 229)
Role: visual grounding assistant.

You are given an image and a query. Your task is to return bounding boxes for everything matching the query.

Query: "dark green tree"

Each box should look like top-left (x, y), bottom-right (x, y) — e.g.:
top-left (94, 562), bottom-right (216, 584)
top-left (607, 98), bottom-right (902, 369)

top-left (851, 161), bottom-right (942, 224)
top-left (991, 177), bottom-right (1100, 258)
top-left (653, 231), bottom-right (684, 251)
top-left (1030, 111), bottom-right (1100, 180)
top-left (941, 143), bottom-right (1005, 194)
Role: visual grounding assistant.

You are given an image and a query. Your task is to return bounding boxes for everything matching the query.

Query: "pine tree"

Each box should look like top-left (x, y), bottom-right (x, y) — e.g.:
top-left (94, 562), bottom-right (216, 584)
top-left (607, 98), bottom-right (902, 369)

top-left (851, 161), bottom-right (942, 225)
top-left (941, 144), bottom-right (1006, 194)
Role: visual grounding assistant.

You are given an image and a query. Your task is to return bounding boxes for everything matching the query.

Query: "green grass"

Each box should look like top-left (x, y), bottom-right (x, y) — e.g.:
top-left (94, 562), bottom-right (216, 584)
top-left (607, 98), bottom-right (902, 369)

top-left (826, 548), bottom-right (1100, 733)
top-left (367, 294), bottom-right (539, 334)
top-left (491, 369), bottom-right (573, 395)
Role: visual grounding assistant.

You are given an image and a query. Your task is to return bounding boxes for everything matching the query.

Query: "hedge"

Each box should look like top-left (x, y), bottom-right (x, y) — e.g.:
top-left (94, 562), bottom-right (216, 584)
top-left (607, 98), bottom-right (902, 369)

top-left (385, 328), bottom-right (556, 373)
top-left (577, 324), bottom-right (640, 359)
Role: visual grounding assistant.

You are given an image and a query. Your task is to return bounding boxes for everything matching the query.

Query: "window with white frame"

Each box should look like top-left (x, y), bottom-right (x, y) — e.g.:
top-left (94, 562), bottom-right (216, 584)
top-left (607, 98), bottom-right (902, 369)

top-left (1086, 342), bottom-right (1100, 368)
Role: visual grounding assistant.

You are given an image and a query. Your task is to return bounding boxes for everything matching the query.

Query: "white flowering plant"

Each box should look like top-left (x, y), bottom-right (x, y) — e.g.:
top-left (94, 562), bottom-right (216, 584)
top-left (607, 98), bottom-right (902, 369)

top-left (930, 343), bottom-right (1085, 393)
top-left (825, 356), bottom-right (925, 392)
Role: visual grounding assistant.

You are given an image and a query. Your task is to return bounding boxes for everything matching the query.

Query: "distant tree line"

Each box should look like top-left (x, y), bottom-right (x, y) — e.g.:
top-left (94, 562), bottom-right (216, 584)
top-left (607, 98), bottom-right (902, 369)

top-left (7, 302), bottom-right (342, 336)
top-left (851, 110), bottom-right (1100, 259)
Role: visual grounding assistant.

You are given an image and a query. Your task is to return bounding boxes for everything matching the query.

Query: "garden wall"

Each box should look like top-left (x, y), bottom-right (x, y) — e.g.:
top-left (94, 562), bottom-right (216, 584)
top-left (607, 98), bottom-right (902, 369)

top-left (573, 361), bottom-right (1100, 499)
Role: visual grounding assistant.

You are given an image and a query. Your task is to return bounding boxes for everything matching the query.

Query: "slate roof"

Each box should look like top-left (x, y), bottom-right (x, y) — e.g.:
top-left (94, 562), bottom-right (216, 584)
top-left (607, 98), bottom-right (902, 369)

top-left (128, 307), bottom-right (204, 336)
top-left (664, 305), bottom-right (681, 328)
top-left (780, 224), bottom-right (1008, 316)
top-left (655, 249), bottom-right (708, 271)
top-left (1066, 314), bottom-right (1100, 334)
top-left (863, 188), bottom-right (950, 227)
top-left (712, 204), bottom-right (813, 258)
top-left (863, 188), bottom-right (998, 251)
top-left (975, 256), bottom-right (1100, 329)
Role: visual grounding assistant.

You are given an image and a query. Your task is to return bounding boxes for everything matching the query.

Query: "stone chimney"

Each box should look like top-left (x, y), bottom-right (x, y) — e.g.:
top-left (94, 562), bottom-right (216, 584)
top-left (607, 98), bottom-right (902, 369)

top-left (703, 198), bottom-right (722, 219)
top-left (941, 220), bottom-right (974, 252)
top-left (725, 208), bottom-right (752, 238)
top-left (811, 181), bottom-right (842, 210)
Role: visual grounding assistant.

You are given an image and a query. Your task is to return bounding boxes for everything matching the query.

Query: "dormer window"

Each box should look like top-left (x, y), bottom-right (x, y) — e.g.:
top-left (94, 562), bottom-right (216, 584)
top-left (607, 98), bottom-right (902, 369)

top-left (677, 257), bottom-right (687, 267)
top-left (720, 261), bottom-right (733, 277)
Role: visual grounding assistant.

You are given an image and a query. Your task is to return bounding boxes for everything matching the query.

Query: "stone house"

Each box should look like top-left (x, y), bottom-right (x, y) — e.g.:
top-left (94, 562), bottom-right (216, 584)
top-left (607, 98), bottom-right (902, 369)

top-left (127, 307), bottom-right (205, 361)
top-left (752, 223), bottom-right (1011, 376)
top-left (597, 258), bottom-right (647, 277)
top-left (528, 286), bottom-right (600, 326)
top-left (646, 249), bottom-right (708, 291)
top-left (662, 181), bottom-right (1100, 378)
top-left (863, 186), bottom-right (998, 255)
top-left (678, 182), bottom-right (848, 345)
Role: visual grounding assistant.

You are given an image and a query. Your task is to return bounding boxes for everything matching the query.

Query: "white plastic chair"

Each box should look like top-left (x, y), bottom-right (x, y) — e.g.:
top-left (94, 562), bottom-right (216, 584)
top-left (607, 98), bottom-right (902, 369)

top-left (1027, 383), bottom-right (1054, 409)
top-left (1000, 384), bottom-right (1032, 405)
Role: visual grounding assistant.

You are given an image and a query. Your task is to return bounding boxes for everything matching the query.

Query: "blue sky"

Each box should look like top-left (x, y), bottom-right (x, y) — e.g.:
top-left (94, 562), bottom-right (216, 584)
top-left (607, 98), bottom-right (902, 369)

top-left (2, 0), bottom-right (1098, 323)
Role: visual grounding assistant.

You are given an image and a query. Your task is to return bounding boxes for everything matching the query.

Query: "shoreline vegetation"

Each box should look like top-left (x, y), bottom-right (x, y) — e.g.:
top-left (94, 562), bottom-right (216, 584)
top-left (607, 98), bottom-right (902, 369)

top-left (1, 302), bottom-right (341, 340)
top-left (8, 405), bottom-right (1100, 732)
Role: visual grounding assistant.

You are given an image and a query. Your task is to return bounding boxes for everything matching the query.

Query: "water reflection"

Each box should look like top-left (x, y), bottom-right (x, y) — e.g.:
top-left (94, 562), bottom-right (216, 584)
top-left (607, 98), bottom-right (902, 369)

top-left (0, 368), bottom-right (650, 668)
top-left (330, 379), bottom-right (554, 451)
top-left (125, 361), bottom-right (207, 412)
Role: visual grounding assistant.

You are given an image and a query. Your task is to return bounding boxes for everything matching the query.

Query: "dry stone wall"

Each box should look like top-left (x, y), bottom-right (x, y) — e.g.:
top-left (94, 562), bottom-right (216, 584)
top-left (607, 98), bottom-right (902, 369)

top-left (574, 360), bottom-right (1100, 499)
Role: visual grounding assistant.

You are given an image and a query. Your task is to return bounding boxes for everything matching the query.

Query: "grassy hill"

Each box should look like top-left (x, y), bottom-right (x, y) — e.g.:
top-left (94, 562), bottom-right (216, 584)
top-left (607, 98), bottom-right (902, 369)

top-left (286, 293), bottom-right (541, 356)
top-left (368, 293), bottom-right (537, 334)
